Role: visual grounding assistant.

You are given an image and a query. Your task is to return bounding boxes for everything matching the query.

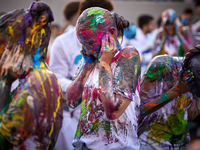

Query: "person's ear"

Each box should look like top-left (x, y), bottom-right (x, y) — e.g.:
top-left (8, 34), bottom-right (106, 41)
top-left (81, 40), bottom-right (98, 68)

top-left (108, 27), bottom-right (115, 37)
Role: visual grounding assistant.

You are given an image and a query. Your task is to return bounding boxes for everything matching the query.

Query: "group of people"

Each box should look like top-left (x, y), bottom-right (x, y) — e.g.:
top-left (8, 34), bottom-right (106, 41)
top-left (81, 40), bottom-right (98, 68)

top-left (0, 0), bottom-right (200, 150)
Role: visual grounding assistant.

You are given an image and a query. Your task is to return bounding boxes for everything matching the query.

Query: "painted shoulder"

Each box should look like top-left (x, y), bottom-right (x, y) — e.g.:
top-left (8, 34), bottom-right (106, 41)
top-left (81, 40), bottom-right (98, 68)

top-left (120, 46), bottom-right (140, 59)
top-left (24, 69), bottom-right (61, 89)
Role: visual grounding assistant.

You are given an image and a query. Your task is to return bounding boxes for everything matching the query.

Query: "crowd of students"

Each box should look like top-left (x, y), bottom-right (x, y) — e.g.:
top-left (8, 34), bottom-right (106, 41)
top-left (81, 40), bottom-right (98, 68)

top-left (1, 0), bottom-right (200, 150)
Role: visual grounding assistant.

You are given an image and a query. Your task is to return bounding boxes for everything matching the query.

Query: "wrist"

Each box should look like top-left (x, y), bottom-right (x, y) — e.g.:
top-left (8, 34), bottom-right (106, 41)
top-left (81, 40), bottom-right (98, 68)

top-left (99, 61), bottom-right (110, 67)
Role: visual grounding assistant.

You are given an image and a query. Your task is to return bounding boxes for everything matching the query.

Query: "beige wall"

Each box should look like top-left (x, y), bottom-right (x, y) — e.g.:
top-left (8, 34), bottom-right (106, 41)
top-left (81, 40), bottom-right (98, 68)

top-left (0, 0), bottom-right (195, 28)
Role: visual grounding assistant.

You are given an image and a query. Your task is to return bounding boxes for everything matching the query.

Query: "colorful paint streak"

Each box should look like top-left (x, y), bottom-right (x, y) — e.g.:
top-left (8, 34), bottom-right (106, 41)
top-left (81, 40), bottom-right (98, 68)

top-left (139, 55), bottom-right (194, 149)
top-left (0, 2), bottom-right (62, 150)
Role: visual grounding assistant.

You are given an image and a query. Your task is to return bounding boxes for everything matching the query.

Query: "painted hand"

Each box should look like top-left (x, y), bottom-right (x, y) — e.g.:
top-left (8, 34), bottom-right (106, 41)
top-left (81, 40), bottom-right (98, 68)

top-left (176, 70), bottom-right (194, 94)
top-left (0, 45), bottom-right (24, 85)
top-left (182, 70), bottom-right (194, 90)
top-left (98, 32), bottom-right (117, 64)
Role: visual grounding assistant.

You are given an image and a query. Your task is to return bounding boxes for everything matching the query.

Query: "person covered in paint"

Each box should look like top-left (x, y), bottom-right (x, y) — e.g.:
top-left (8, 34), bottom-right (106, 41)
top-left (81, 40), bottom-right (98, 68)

top-left (138, 55), bottom-right (192, 149)
top-left (0, 2), bottom-right (63, 149)
top-left (153, 9), bottom-right (195, 57)
top-left (51, 1), bottom-right (114, 150)
top-left (67, 7), bottom-right (141, 149)
top-left (139, 45), bottom-right (200, 149)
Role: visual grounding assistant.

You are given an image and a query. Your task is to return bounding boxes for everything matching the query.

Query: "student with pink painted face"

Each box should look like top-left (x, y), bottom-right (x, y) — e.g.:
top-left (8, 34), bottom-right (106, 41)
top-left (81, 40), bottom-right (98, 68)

top-left (67, 7), bottom-right (141, 150)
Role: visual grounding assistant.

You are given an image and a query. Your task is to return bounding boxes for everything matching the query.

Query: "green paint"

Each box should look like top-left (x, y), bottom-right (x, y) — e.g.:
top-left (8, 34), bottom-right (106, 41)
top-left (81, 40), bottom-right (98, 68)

top-left (145, 64), bottom-right (165, 79)
top-left (88, 9), bottom-right (105, 32)
top-left (162, 93), bottom-right (168, 102)
top-left (92, 26), bottom-right (96, 32)
top-left (147, 110), bottom-right (188, 144)
top-left (75, 126), bottom-right (81, 137)
top-left (105, 45), bottom-right (109, 50)
top-left (178, 45), bottom-right (184, 57)
top-left (16, 20), bottom-right (21, 23)
top-left (87, 8), bottom-right (105, 17)
top-left (0, 136), bottom-right (4, 150)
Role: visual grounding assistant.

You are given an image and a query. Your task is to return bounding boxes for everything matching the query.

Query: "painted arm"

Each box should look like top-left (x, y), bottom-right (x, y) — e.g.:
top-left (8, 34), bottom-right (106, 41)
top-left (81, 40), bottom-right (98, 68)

top-left (140, 74), bottom-right (190, 120)
top-left (98, 32), bottom-right (140, 120)
top-left (98, 63), bottom-right (131, 120)
top-left (176, 26), bottom-right (190, 53)
top-left (67, 52), bottom-right (95, 109)
top-left (0, 86), bottom-right (34, 149)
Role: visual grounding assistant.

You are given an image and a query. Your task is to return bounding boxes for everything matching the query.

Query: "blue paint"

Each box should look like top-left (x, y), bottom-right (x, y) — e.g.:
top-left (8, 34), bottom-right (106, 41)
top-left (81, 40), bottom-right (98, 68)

top-left (124, 24), bottom-right (137, 40)
top-left (33, 46), bottom-right (41, 69)
top-left (82, 54), bottom-right (95, 64)
top-left (74, 55), bottom-right (83, 64)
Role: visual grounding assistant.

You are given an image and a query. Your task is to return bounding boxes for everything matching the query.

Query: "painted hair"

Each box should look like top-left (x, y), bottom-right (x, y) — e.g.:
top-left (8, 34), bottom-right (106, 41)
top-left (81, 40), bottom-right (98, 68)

top-left (0, 1), bottom-right (53, 72)
top-left (161, 9), bottom-right (177, 26)
top-left (76, 7), bottom-right (129, 40)
top-left (180, 45), bottom-right (200, 77)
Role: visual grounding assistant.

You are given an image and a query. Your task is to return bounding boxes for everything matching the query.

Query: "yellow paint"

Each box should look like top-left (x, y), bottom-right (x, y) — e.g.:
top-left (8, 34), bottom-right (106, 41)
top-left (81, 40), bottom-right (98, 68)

top-left (25, 22), bottom-right (46, 52)
top-left (33, 71), bottom-right (47, 98)
top-left (40, 62), bottom-right (46, 68)
top-left (175, 95), bottom-right (191, 111)
top-left (46, 81), bottom-right (61, 150)
top-left (7, 26), bottom-right (14, 39)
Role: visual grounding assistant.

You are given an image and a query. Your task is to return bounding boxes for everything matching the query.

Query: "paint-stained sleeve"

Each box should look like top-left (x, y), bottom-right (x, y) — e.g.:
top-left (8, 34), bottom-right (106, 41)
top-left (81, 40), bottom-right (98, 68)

top-left (0, 89), bottom-right (35, 147)
top-left (113, 47), bottom-right (141, 101)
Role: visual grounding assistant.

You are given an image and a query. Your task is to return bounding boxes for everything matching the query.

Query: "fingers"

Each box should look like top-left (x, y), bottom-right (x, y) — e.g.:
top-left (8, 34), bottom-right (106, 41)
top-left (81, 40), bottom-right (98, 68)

top-left (101, 32), bottom-right (116, 52)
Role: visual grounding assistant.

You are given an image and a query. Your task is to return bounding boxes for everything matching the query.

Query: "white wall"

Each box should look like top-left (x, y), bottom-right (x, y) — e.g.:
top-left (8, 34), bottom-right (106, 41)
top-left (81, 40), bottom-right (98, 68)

top-left (0, 0), bottom-right (195, 27)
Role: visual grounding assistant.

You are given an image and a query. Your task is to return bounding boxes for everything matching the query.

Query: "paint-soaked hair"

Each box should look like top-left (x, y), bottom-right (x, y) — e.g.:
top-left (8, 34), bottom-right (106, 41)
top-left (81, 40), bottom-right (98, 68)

top-left (112, 12), bottom-right (129, 37)
top-left (77, 7), bottom-right (129, 39)
top-left (180, 44), bottom-right (200, 78)
top-left (78, 0), bottom-right (113, 15)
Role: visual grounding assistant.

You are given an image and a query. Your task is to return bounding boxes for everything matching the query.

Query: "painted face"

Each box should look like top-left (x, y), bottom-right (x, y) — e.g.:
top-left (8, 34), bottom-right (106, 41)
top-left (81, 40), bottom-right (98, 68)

top-left (77, 27), bottom-right (105, 58)
top-left (187, 56), bottom-right (200, 97)
top-left (164, 23), bottom-right (175, 36)
top-left (162, 9), bottom-right (177, 36)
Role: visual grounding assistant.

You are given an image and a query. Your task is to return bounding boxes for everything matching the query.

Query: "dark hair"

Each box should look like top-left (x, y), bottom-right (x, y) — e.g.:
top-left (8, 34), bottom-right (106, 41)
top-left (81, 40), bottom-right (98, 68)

top-left (112, 13), bottom-right (129, 37)
top-left (180, 45), bottom-right (200, 78)
top-left (63, 1), bottom-right (80, 21)
top-left (196, 1), bottom-right (200, 7)
top-left (184, 8), bottom-right (193, 15)
top-left (138, 15), bottom-right (153, 29)
top-left (157, 16), bottom-right (162, 28)
top-left (78, 0), bottom-right (113, 15)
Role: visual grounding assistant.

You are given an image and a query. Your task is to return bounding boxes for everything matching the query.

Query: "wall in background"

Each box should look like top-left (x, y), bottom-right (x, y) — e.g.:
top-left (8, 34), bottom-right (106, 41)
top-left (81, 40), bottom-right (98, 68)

top-left (0, 0), bottom-right (195, 28)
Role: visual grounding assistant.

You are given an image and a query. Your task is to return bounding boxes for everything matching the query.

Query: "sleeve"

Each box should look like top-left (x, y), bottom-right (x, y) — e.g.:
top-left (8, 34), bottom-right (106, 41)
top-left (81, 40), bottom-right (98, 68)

top-left (0, 89), bottom-right (35, 147)
top-left (113, 47), bottom-right (141, 101)
top-left (49, 37), bottom-right (72, 92)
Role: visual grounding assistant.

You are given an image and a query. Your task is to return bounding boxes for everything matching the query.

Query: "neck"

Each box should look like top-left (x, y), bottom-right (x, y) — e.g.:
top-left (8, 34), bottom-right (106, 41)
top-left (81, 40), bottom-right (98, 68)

top-left (141, 28), bottom-right (147, 35)
top-left (33, 58), bottom-right (47, 70)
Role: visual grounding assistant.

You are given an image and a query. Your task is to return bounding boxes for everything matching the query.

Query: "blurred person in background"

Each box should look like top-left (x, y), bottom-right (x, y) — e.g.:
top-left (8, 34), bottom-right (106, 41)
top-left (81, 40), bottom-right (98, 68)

top-left (45, 24), bottom-right (60, 64)
top-left (192, 1), bottom-right (200, 43)
top-left (131, 15), bottom-right (154, 76)
top-left (153, 9), bottom-right (195, 57)
top-left (51, 0), bottom-right (114, 149)
top-left (63, 1), bottom-right (80, 32)
top-left (121, 23), bottom-right (137, 47)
